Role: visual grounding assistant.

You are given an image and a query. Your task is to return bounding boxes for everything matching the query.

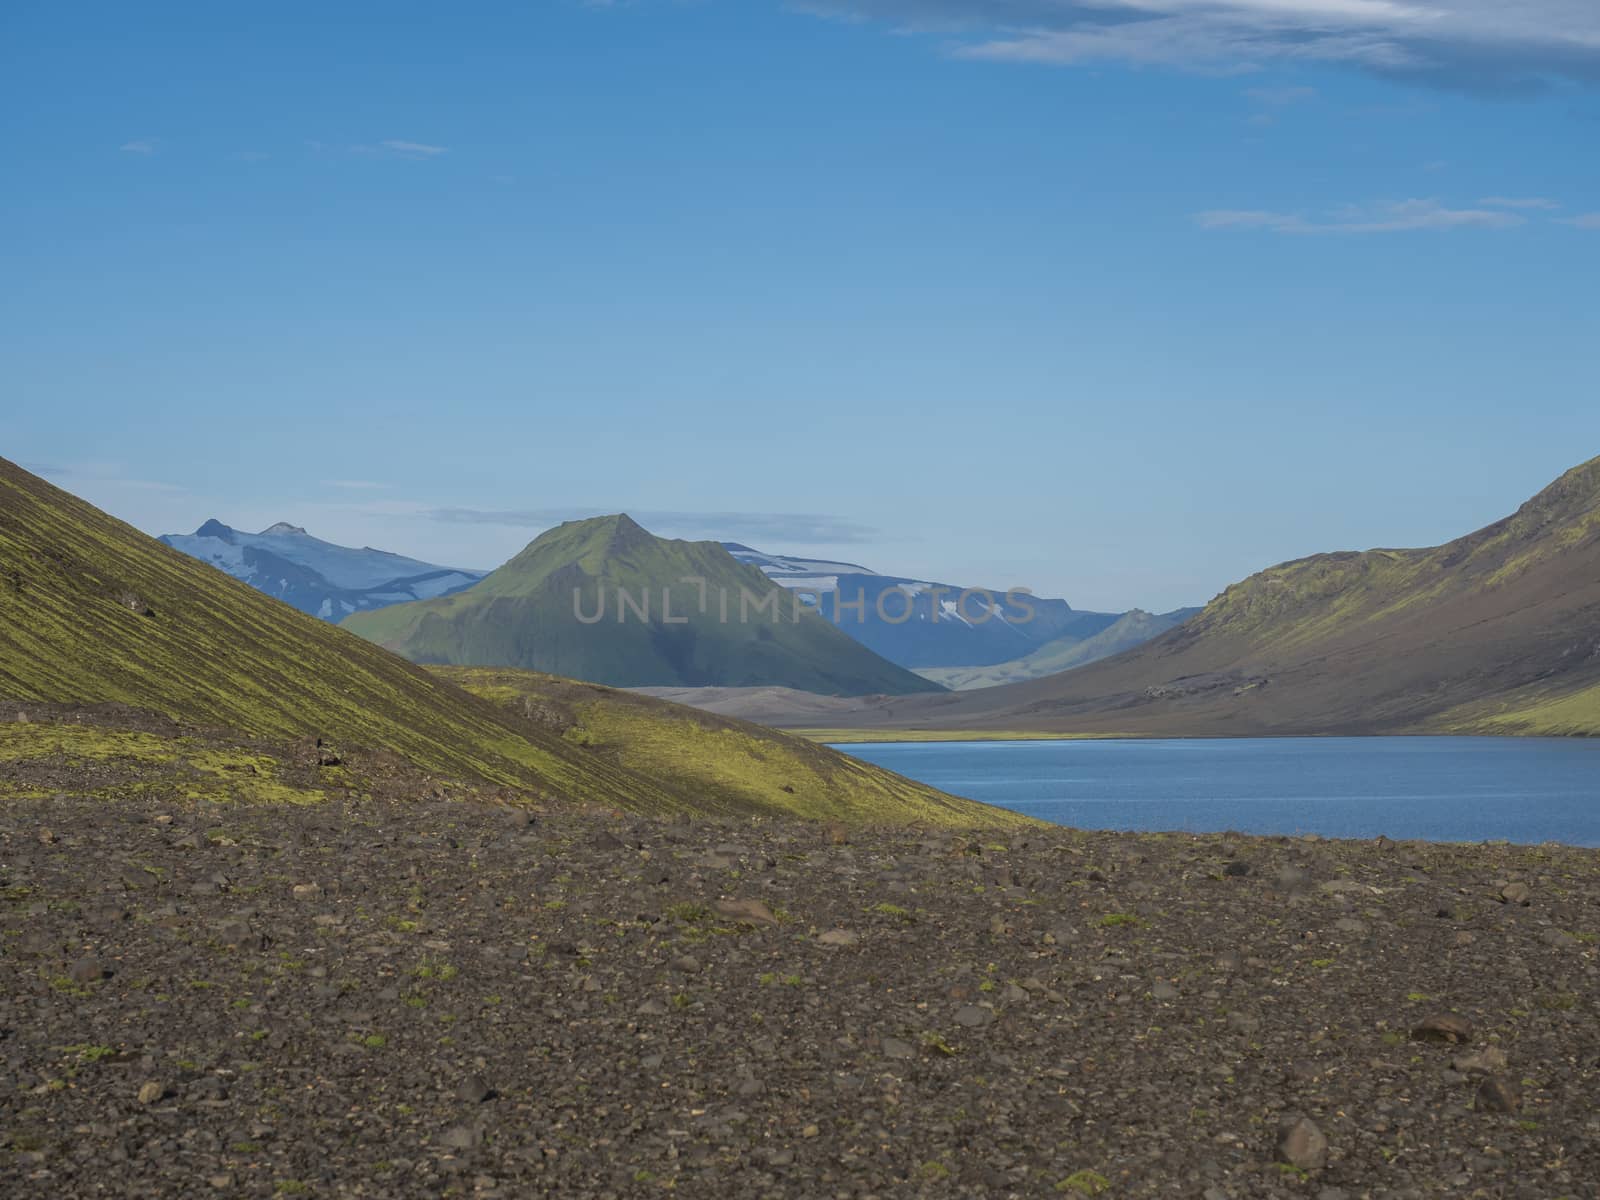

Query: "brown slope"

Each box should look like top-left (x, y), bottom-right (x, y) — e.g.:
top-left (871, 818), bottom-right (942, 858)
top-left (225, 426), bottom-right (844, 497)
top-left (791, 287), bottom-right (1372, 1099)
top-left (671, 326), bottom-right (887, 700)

top-left (785, 455), bottom-right (1600, 736)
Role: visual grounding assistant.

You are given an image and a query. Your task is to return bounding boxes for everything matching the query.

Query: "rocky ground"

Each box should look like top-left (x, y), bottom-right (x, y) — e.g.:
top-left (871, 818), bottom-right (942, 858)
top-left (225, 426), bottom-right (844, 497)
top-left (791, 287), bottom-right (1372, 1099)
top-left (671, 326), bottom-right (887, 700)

top-left (2, 795), bottom-right (1598, 1199)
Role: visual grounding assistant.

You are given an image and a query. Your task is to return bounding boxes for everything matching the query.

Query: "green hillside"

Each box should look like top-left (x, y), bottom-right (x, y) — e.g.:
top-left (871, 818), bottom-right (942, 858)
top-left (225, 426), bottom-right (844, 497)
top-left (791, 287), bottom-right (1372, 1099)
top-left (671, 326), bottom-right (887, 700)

top-left (433, 666), bottom-right (1031, 826)
top-left (0, 458), bottom-right (1002, 823)
top-left (343, 515), bottom-right (941, 695)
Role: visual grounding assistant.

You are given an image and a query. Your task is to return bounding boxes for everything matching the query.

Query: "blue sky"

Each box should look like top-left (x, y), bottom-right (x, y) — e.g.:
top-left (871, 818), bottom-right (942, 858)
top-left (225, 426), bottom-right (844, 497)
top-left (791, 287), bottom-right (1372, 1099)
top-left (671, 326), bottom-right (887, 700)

top-left (4, 0), bottom-right (1598, 612)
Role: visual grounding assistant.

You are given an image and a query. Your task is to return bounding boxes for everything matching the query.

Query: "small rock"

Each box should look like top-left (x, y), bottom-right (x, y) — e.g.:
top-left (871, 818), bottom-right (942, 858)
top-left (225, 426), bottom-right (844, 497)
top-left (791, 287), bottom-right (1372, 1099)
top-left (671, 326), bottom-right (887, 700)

top-left (1276, 865), bottom-right (1311, 891)
top-left (1223, 861), bottom-right (1252, 877)
top-left (457, 1075), bottom-right (493, 1104)
top-left (190, 1076), bottom-right (229, 1101)
top-left (1278, 1116), bottom-right (1329, 1170)
top-left (137, 1081), bottom-right (165, 1105)
top-left (1540, 928), bottom-right (1581, 949)
top-left (1412, 1013), bottom-right (1473, 1045)
top-left (881, 1037), bottom-right (915, 1060)
top-left (70, 955), bottom-right (106, 984)
top-left (1474, 1075), bottom-right (1521, 1113)
top-left (670, 954), bottom-right (702, 973)
top-left (291, 883), bottom-right (322, 901)
top-left (817, 929), bottom-right (859, 947)
top-left (440, 1124), bottom-right (483, 1151)
top-left (1498, 882), bottom-right (1532, 906)
top-left (1452, 1046), bottom-right (1509, 1076)
top-left (954, 1005), bottom-right (992, 1028)
top-left (713, 898), bottom-right (779, 926)
top-left (801, 1123), bottom-right (820, 1138)
top-left (1150, 982), bottom-right (1180, 1001)
top-left (1319, 879), bottom-right (1367, 895)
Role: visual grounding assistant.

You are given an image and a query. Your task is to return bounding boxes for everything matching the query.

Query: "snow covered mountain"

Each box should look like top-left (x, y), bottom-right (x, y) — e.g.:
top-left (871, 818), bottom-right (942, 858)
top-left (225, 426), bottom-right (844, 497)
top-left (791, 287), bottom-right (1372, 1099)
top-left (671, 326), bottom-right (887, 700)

top-left (723, 543), bottom-right (1129, 670)
top-left (160, 520), bottom-right (485, 622)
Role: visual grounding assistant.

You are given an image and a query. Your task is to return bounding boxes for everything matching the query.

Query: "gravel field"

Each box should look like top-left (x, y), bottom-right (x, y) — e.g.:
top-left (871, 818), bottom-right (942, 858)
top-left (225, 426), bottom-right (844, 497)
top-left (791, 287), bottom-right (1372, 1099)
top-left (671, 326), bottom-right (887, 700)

top-left (3, 795), bottom-right (1598, 1198)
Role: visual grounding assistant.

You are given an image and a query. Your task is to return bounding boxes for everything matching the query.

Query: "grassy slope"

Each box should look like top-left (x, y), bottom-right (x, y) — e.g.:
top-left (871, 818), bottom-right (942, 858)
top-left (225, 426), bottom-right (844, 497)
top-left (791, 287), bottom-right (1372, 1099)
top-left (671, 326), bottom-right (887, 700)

top-left (344, 515), bottom-right (941, 696)
top-left (432, 666), bottom-right (1033, 826)
top-left (0, 459), bottom-right (1001, 822)
top-left (0, 457), bottom-right (664, 803)
top-left (0, 723), bottom-right (326, 805)
top-left (1431, 679), bottom-right (1600, 738)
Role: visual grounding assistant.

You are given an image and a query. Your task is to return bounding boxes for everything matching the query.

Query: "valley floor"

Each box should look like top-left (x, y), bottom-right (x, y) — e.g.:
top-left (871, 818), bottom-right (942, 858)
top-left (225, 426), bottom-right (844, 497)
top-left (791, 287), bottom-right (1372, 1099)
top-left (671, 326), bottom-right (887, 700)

top-left (3, 796), bottom-right (1598, 1198)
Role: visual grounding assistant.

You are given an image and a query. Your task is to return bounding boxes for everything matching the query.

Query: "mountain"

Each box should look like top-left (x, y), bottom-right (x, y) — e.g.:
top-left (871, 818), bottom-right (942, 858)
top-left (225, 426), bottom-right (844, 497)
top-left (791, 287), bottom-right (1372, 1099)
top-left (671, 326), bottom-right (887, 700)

top-left (783, 456), bottom-right (1600, 737)
top-left (0, 458), bottom-right (1013, 825)
top-left (160, 519), bottom-right (484, 621)
top-left (915, 607), bottom-right (1202, 690)
top-left (724, 544), bottom-right (1135, 668)
top-left (342, 516), bottom-right (942, 695)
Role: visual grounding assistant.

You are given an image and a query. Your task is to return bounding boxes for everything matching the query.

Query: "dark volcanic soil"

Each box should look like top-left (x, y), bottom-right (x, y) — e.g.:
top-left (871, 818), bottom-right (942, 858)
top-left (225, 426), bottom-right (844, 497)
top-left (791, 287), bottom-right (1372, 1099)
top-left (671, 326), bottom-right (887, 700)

top-left (2, 797), bottom-right (1598, 1199)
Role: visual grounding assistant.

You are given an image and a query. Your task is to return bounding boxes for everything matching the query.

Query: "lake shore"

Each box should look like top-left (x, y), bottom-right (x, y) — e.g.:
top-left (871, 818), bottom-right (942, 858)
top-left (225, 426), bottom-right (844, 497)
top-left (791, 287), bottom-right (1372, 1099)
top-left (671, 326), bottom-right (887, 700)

top-left (4, 794), bottom-right (1597, 1198)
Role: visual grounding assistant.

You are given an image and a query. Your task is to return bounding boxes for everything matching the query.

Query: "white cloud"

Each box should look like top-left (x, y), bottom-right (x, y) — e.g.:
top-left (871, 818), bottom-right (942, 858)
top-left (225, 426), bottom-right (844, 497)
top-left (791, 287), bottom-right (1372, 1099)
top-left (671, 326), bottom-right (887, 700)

top-left (1196, 198), bottom-right (1526, 233)
top-left (1560, 213), bottom-right (1600, 228)
top-left (323, 480), bottom-right (392, 491)
top-left (119, 139), bottom-right (157, 154)
top-left (1479, 196), bottom-right (1560, 209)
top-left (803, 2), bottom-right (1600, 89)
top-left (380, 139), bottom-right (448, 157)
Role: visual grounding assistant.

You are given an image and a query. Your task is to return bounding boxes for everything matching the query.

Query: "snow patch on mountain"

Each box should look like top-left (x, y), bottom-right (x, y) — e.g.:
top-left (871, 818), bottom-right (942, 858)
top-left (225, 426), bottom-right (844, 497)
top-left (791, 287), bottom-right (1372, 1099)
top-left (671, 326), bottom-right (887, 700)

top-left (160, 520), bottom-right (486, 622)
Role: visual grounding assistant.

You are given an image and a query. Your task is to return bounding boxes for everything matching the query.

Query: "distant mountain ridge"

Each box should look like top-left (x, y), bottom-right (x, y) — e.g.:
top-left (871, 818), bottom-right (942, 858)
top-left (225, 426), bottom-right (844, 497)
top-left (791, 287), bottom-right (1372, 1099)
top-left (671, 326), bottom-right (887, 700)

top-left (724, 543), bottom-right (1185, 674)
top-left (160, 520), bottom-right (483, 621)
top-left (342, 515), bottom-right (941, 695)
top-left (916, 606), bottom-right (1202, 690)
top-left (725, 544), bottom-right (1100, 666)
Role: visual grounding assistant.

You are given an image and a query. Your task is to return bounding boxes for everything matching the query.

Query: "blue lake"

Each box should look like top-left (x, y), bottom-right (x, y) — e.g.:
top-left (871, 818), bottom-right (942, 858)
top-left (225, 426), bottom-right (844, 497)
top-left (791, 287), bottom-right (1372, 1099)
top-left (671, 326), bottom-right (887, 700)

top-left (832, 737), bottom-right (1600, 846)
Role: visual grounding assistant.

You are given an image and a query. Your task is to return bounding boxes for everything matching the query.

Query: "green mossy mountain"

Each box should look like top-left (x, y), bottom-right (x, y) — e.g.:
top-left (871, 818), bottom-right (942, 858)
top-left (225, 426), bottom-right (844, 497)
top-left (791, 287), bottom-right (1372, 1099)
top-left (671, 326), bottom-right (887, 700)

top-left (342, 515), bottom-right (942, 695)
top-left (798, 455), bottom-right (1600, 737)
top-left (0, 458), bottom-right (998, 824)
